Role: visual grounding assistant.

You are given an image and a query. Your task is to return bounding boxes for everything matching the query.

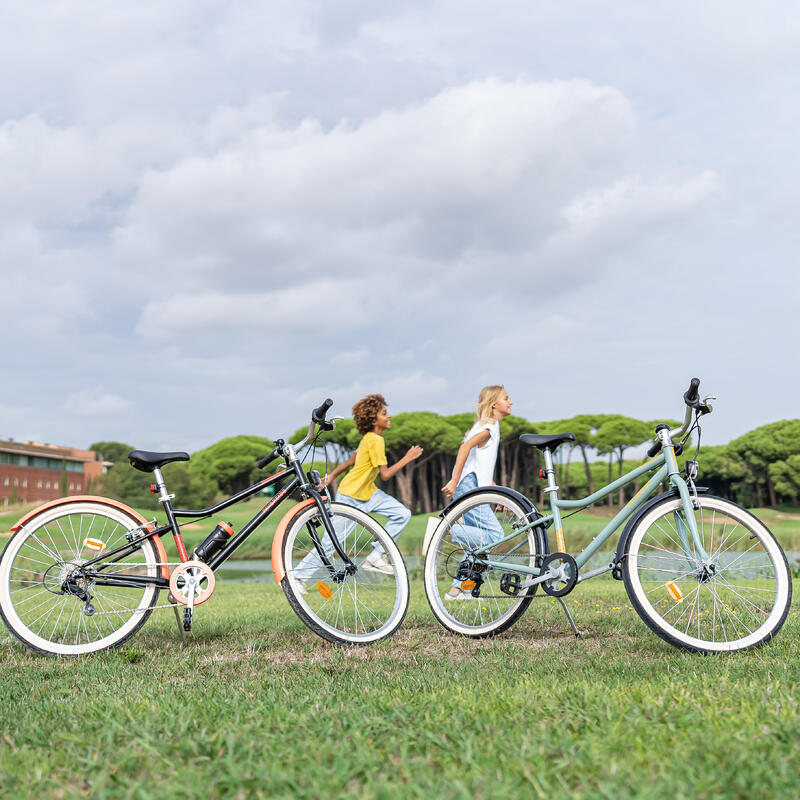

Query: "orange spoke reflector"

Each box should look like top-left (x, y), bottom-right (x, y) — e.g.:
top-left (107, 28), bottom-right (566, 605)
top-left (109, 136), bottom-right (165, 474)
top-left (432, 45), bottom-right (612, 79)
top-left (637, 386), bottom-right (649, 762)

top-left (83, 538), bottom-right (105, 551)
top-left (666, 581), bottom-right (684, 603)
top-left (316, 581), bottom-right (333, 599)
top-left (461, 580), bottom-right (476, 591)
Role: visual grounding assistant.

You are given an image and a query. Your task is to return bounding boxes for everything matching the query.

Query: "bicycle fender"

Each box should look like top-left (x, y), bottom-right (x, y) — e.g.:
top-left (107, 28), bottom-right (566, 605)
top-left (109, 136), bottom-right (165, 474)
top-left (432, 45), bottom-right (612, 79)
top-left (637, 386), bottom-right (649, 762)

top-left (440, 485), bottom-right (539, 517)
top-left (614, 487), bottom-right (710, 564)
top-left (10, 495), bottom-right (170, 580)
top-left (271, 498), bottom-right (318, 584)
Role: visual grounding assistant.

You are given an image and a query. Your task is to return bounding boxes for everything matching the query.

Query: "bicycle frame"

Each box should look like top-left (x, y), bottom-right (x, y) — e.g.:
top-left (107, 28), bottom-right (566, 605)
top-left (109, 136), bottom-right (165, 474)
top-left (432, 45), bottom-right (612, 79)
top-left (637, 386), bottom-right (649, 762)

top-left (473, 441), bottom-right (711, 581)
top-left (73, 458), bottom-right (349, 591)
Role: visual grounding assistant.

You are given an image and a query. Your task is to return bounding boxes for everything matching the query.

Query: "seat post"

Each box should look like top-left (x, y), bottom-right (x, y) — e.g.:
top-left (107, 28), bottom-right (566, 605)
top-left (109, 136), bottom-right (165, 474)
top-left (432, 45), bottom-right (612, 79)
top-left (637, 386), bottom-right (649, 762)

top-left (542, 448), bottom-right (567, 552)
top-left (541, 448), bottom-right (559, 495)
top-left (152, 467), bottom-right (189, 562)
top-left (151, 467), bottom-right (172, 505)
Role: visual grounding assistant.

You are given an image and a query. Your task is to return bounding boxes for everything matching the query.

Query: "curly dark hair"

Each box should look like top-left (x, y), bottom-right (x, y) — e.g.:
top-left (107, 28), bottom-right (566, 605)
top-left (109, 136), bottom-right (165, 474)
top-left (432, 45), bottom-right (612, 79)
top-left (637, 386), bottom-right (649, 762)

top-left (352, 394), bottom-right (387, 435)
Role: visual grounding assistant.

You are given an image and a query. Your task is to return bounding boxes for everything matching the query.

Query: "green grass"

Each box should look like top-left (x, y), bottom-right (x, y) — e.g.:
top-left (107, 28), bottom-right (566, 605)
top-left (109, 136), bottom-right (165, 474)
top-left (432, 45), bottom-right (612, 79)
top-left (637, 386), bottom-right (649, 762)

top-left (1, 579), bottom-right (799, 799)
top-left (3, 501), bottom-right (800, 560)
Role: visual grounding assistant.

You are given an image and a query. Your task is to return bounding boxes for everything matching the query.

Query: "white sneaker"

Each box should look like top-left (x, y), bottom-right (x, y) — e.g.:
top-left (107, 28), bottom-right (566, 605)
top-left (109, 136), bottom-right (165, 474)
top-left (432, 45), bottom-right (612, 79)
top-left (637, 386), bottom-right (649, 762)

top-left (295, 580), bottom-right (308, 595)
top-left (361, 551), bottom-right (394, 575)
top-left (444, 590), bottom-right (473, 602)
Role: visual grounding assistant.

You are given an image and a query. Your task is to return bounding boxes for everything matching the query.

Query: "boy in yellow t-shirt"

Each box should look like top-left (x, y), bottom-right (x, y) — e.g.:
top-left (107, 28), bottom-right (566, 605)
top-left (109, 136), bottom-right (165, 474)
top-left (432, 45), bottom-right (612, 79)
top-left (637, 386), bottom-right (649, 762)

top-left (293, 394), bottom-right (422, 586)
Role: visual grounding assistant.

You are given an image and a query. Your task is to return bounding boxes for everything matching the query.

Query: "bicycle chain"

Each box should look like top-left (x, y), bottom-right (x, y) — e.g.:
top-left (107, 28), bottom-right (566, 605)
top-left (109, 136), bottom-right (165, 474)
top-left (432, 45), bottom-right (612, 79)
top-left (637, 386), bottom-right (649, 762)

top-left (75, 561), bottom-right (188, 616)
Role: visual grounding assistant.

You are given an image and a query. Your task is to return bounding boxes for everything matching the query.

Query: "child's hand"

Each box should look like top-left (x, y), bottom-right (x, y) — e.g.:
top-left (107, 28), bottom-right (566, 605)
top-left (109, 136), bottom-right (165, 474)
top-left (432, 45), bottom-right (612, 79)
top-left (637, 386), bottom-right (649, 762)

top-left (406, 445), bottom-right (423, 461)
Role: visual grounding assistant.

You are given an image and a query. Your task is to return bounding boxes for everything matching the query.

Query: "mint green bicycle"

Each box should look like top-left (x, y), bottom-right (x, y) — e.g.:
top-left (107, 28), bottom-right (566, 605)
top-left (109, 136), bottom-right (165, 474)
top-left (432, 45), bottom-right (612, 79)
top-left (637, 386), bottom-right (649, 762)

top-left (423, 379), bottom-right (792, 653)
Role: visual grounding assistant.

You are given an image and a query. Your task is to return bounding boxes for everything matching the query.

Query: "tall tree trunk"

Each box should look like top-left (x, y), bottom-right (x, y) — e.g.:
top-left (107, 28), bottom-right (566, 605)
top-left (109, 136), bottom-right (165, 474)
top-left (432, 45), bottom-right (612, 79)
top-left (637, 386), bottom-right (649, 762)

top-left (766, 472), bottom-right (777, 508)
top-left (617, 447), bottom-right (625, 507)
top-left (579, 444), bottom-right (594, 496)
top-left (563, 445), bottom-right (573, 500)
top-left (394, 470), bottom-right (413, 511)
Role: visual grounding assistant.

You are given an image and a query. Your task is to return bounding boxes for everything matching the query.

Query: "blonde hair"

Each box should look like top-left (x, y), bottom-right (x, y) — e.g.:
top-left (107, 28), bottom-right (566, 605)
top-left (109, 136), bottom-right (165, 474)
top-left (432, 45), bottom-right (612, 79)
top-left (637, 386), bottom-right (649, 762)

top-left (475, 385), bottom-right (506, 424)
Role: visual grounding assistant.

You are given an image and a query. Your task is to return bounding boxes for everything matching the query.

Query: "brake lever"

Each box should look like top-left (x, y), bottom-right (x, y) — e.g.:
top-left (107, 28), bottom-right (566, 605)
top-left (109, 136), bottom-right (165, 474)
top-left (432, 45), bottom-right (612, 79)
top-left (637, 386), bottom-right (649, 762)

top-left (698, 395), bottom-right (716, 414)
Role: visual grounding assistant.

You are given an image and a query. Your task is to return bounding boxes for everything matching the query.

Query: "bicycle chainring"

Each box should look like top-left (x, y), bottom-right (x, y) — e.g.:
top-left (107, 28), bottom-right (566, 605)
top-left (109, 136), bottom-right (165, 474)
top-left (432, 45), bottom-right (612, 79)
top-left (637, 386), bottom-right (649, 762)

top-left (169, 560), bottom-right (216, 606)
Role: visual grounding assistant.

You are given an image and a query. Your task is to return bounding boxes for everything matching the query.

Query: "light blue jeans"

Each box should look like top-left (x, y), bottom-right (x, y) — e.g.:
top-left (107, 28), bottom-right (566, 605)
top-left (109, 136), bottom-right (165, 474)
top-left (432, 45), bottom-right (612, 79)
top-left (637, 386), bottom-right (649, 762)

top-left (449, 472), bottom-right (504, 589)
top-left (292, 489), bottom-right (411, 583)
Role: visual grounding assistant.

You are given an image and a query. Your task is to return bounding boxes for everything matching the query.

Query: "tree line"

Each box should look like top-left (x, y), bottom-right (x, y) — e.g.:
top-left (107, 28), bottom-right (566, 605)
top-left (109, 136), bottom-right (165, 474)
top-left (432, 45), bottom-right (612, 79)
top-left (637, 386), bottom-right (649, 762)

top-left (89, 413), bottom-right (800, 513)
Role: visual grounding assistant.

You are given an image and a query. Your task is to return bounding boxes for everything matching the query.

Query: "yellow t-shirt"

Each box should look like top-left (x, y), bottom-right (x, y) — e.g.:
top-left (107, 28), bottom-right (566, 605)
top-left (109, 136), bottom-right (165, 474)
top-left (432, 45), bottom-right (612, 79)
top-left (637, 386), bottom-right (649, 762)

top-left (337, 432), bottom-right (387, 501)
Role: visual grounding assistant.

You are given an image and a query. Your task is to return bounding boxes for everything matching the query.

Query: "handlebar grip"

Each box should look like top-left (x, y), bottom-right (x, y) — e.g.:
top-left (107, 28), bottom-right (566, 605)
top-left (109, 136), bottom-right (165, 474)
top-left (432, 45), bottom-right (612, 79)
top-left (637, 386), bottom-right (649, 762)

top-left (257, 447), bottom-right (280, 469)
top-left (646, 441), bottom-right (662, 458)
top-left (683, 377), bottom-right (700, 405)
top-left (311, 398), bottom-right (333, 424)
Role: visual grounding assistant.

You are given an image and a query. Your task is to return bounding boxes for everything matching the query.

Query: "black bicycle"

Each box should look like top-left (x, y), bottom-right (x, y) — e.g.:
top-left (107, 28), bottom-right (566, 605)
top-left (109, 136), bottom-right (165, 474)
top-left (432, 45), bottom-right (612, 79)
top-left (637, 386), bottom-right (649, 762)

top-left (0, 400), bottom-right (410, 655)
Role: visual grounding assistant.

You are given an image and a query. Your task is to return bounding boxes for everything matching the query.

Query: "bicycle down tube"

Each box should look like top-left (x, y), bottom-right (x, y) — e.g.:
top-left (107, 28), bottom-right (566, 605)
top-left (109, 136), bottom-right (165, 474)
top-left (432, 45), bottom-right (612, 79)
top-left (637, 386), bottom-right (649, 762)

top-left (473, 444), bottom-right (711, 578)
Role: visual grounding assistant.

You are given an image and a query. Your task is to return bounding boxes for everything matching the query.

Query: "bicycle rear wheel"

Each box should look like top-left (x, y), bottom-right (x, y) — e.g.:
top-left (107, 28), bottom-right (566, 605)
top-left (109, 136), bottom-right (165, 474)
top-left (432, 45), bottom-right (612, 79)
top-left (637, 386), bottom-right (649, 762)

top-left (424, 491), bottom-right (546, 638)
top-left (0, 501), bottom-right (160, 656)
top-left (622, 495), bottom-right (792, 653)
top-left (281, 502), bottom-right (409, 645)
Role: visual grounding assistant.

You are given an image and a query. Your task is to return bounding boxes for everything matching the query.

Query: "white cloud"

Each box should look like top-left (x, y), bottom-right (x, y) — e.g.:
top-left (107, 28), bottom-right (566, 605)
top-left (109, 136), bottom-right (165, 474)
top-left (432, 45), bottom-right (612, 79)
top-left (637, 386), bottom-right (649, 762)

top-left (330, 347), bottom-right (369, 366)
top-left (134, 279), bottom-right (375, 342)
top-left (61, 389), bottom-right (133, 417)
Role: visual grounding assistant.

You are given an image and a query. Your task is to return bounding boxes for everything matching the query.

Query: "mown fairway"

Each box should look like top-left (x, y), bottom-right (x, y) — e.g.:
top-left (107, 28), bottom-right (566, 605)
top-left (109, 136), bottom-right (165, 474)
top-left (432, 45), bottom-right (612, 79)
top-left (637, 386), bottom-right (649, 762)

top-left (1, 574), bottom-right (798, 799)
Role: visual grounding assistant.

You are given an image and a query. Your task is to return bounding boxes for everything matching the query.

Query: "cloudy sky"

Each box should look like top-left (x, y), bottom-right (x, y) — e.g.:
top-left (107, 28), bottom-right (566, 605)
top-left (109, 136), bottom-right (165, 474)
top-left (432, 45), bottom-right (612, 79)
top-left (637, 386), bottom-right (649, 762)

top-left (2, 1), bottom-right (798, 453)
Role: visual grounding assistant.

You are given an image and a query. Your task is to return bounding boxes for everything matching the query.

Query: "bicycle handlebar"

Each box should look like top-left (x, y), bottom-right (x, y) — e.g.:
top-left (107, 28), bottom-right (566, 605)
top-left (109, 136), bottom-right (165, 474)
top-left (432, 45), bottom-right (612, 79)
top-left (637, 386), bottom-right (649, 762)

top-left (312, 398), bottom-right (333, 425)
top-left (257, 446), bottom-right (281, 470)
top-left (258, 399), bottom-right (336, 469)
top-left (683, 377), bottom-right (700, 405)
top-left (647, 378), bottom-right (710, 458)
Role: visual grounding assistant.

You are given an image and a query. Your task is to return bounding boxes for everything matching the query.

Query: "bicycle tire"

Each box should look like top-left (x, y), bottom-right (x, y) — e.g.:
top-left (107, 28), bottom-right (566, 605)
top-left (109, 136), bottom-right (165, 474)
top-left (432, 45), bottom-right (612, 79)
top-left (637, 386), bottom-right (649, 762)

top-left (280, 502), bottom-right (409, 645)
top-left (0, 501), bottom-right (160, 656)
top-left (622, 494), bottom-right (792, 653)
top-left (424, 490), bottom-right (546, 638)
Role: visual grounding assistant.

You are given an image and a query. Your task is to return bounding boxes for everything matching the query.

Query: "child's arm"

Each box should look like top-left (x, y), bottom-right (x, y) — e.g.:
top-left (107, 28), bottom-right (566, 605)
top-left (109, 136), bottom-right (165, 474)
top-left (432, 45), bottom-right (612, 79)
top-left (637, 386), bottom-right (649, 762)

top-left (441, 429), bottom-right (491, 498)
top-left (379, 446), bottom-right (423, 481)
top-left (319, 453), bottom-right (356, 487)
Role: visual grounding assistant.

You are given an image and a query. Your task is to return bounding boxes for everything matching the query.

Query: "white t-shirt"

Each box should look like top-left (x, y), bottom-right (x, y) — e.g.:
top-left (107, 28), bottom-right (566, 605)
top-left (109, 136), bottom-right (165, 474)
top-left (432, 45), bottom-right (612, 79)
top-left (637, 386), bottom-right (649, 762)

top-left (456, 419), bottom-right (500, 487)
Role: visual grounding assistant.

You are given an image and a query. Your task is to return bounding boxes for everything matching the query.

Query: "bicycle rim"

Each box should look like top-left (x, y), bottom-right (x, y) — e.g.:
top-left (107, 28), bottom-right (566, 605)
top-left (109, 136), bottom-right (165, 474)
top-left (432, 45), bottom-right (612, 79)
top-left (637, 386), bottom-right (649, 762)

top-left (623, 496), bottom-right (791, 652)
top-left (0, 503), bottom-right (159, 655)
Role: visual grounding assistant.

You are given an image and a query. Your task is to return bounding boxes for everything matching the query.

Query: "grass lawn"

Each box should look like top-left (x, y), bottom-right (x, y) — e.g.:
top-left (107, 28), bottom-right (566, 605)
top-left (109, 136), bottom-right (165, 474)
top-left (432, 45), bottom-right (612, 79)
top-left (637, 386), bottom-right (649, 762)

top-left (4, 500), bottom-right (800, 560)
top-left (1, 576), bottom-right (799, 799)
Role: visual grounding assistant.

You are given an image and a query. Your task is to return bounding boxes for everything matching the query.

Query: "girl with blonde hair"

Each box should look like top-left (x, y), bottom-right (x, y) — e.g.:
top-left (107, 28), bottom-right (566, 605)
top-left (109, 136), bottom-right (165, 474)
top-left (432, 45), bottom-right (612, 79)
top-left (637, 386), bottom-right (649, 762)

top-left (440, 385), bottom-right (512, 601)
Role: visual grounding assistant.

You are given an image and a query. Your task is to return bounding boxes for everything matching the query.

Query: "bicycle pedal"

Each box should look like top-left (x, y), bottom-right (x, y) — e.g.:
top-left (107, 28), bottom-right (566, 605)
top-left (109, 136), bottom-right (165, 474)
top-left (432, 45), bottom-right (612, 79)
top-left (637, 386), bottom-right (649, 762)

top-left (500, 573), bottom-right (521, 596)
top-left (183, 608), bottom-right (193, 632)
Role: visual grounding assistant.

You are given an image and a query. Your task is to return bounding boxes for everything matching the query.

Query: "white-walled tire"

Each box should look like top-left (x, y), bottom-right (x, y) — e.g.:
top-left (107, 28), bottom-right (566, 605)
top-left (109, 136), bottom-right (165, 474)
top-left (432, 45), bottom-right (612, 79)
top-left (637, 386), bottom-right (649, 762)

top-left (424, 491), bottom-right (545, 638)
top-left (0, 502), bottom-right (160, 656)
top-left (622, 495), bottom-right (791, 653)
top-left (281, 503), bottom-right (409, 645)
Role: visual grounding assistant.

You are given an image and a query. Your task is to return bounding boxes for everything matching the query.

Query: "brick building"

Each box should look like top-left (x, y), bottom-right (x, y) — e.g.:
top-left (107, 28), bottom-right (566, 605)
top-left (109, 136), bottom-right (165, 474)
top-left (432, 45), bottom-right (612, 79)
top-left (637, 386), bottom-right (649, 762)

top-left (0, 440), bottom-right (107, 507)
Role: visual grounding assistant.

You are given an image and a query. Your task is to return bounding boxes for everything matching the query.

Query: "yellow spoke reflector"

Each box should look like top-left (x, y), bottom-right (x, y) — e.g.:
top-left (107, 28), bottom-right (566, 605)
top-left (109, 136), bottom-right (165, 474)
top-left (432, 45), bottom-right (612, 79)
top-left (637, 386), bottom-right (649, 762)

top-left (316, 581), bottom-right (333, 599)
top-left (666, 581), bottom-right (684, 603)
top-left (83, 538), bottom-right (105, 551)
top-left (461, 579), bottom-right (476, 591)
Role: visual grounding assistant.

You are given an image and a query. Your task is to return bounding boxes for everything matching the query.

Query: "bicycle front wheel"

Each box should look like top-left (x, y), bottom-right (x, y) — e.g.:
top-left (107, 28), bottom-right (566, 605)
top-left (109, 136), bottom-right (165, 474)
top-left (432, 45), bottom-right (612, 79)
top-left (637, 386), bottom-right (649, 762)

top-left (424, 491), bottom-right (546, 638)
top-left (0, 501), bottom-right (161, 656)
top-left (622, 495), bottom-right (792, 653)
top-left (281, 502), bottom-right (409, 645)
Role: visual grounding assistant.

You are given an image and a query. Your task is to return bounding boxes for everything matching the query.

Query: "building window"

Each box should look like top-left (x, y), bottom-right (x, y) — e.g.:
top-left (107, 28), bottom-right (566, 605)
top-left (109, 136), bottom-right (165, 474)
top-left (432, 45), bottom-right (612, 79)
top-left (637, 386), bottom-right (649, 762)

top-left (37, 481), bottom-right (42, 488)
top-left (13, 478), bottom-right (18, 487)
top-left (22, 479), bottom-right (27, 488)
top-left (46, 481), bottom-right (51, 489)
top-left (76, 483), bottom-right (82, 491)
top-left (69, 483), bottom-right (74, 491)
top-left (2, 477), bottom-right (8, 487)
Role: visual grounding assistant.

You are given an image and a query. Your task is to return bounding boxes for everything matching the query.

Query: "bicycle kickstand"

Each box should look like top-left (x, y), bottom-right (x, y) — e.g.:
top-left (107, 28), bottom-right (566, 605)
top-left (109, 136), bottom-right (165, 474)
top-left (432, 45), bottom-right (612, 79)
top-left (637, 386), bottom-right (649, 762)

top-left (169, 593), bottom-right (187, 646)
top-left (556, 597), bottom-right (582, 640)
